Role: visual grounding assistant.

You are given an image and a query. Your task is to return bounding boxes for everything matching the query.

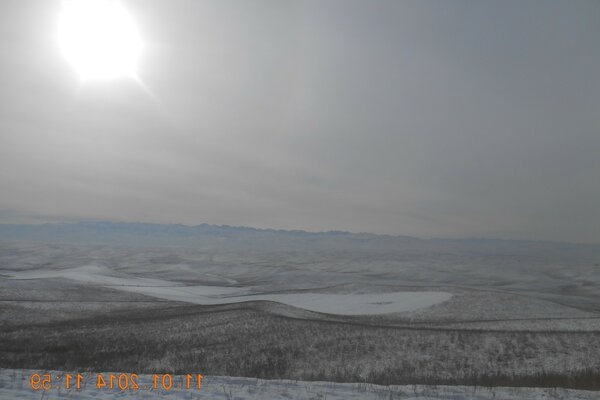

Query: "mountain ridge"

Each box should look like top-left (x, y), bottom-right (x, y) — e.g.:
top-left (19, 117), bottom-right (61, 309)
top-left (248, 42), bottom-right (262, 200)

top-left (0, 221), bottom-right (598, 252)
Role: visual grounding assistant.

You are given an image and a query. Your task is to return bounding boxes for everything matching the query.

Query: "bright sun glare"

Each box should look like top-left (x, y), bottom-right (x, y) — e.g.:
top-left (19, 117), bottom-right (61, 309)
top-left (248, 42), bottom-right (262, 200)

top-left (58, 0), bottom-right (142, 80)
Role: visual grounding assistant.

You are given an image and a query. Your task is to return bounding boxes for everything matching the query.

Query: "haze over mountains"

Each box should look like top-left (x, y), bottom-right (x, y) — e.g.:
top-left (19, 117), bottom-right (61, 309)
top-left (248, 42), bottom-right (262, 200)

top-left (0, 221), bottom-right (599, 256)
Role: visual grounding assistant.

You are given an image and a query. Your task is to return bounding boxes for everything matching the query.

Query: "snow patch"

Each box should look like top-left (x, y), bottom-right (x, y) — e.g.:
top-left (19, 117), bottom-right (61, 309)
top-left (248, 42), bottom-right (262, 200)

top-left (107, 285), bottom-right (452, 315)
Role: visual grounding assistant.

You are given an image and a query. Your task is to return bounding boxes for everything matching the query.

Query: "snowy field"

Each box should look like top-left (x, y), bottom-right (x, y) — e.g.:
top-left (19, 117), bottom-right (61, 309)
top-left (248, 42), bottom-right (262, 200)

top-left (7, 265), bottom-right (452, 315)
top-left (5, 246), bottom-right (600, 324)
top-left (7, 265), bottom-right (179, 287)
top-left (1, 369), bottom-right (597, 400)
top-left (2, 240), bottom-right (600, 390)
top-left (106, 285), bottom-right (453, 315)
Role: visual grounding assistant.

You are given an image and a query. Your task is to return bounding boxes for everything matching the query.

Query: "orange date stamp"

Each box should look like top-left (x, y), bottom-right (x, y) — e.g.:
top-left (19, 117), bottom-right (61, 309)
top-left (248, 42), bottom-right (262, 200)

top-left (30, 372), bottom-right (204, 391)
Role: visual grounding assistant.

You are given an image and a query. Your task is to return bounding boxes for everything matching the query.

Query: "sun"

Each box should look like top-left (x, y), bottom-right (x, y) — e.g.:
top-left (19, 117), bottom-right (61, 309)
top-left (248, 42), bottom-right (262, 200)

top-left (58, 0), bottom-right (143, 81)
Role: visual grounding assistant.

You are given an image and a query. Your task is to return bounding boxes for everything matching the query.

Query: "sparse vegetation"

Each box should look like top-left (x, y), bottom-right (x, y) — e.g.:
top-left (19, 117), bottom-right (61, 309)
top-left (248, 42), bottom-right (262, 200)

top-left (2, 301), bottom-right (600, 390)
top-left (2, 241), bottom-right (600, 392)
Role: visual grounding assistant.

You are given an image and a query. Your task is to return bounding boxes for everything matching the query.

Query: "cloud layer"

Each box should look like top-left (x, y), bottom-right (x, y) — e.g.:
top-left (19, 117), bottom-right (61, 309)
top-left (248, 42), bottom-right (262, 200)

top-left (1, 0), bottom-right (599, 242)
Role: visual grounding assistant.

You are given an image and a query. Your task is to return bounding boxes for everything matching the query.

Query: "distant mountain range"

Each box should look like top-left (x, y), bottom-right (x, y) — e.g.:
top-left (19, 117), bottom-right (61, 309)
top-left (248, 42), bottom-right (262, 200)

top-left (0, 221), bottom-right (599, 261)
top-left (0, 221), bottom-right (413, 248)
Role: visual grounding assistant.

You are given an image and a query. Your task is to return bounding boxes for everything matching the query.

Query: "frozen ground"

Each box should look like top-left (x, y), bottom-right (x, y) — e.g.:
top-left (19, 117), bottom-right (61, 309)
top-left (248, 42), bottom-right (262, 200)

top-left (5, 262), bottom-right (599, 327)
top-left (2, 239), bottom-right (600, 390)
top-left (1, 369), bottom-right (597, 400)
top-left (2, 238), bottom-right (600, 314)
top-left (8, 265), bottom-right (182, 287)
top-left (3, 240), bottom-right (600, 325)
top-left (7, 265), bottom-right (452, 315)
top-left (106, 285), bottom-right (453, 315)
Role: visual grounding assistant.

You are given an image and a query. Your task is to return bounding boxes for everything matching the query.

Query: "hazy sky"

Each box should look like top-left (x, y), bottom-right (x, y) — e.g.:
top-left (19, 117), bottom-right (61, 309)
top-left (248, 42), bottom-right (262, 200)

top-left (0, 0), bottom-right (599, 242)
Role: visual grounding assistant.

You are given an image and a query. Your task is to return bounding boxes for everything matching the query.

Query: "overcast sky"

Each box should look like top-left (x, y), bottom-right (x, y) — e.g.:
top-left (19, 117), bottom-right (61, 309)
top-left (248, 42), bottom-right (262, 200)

top-left (0, 0), bottom-right (599, 242)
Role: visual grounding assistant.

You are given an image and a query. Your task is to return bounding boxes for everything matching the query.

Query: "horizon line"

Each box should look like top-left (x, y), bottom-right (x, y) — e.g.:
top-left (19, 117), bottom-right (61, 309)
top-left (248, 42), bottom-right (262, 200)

top-left (0, 219), bottom-right (598, 247)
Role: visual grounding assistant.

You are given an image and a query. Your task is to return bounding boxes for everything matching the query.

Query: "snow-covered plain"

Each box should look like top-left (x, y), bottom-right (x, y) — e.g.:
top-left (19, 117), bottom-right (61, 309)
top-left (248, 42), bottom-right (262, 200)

top-left (7, 266), bottom-right (452, 316)
top-left (109, 285), bottom-right (453, 315)
top-left (3, 239), bottom-right (600, 395)
top-left (8, 265), bottom-right (182, 287)
top-left (1, 369), bottom-right (597, 400)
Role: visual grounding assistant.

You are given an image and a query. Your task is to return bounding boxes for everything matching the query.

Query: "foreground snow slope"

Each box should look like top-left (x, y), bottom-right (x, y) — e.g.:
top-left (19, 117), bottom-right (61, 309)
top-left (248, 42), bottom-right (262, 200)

top-left (0, 369), bottom-right (597, 400)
